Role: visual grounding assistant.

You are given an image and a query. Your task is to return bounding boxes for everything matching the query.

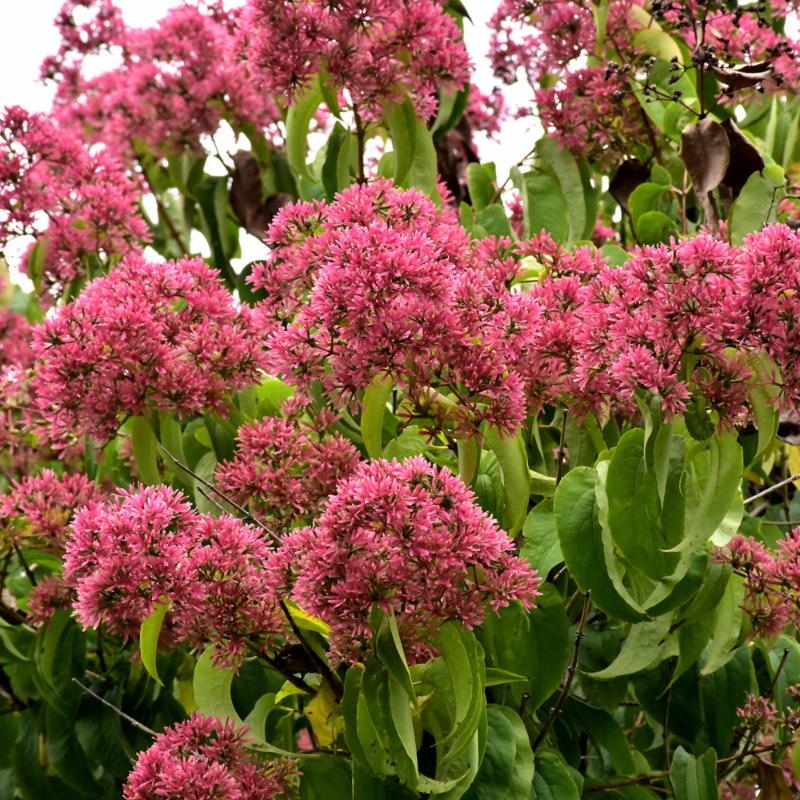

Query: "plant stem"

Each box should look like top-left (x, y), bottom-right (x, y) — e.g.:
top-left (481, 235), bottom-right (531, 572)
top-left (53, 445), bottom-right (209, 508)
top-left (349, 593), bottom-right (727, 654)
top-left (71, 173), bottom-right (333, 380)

top-left (532, 589), bottom-right (591, 751)
top-left (73, 678), bottom-right (157, 737)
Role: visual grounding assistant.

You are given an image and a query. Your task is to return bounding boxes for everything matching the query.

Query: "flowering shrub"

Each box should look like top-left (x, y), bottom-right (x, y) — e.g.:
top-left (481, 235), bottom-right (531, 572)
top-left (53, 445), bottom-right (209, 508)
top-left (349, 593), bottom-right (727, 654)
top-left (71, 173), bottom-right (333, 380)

top-left (2, 0), bottom-right (800, 798)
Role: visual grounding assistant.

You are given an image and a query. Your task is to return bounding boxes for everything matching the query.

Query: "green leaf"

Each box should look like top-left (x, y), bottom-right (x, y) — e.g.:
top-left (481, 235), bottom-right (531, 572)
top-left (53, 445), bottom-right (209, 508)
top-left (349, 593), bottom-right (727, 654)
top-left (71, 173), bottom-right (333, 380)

top-left (477, 585), bottom-right (569, 712)
top-left (634, 29), bottom-right (682, 63)
top-left (193, 646), bottom-right (243, 724)
top-left (467, 164), bottom-right (496, 212)
top-left (635, 210), bottom-right (677, 244)
top-left (700, 646), bottom-right (753, 754)
top-left (322, 122), bottom-right (350, 199)
top-left (375, 609), bottom-right (418, 710)
top-left (511, 166), bottom-right (569, 242)
top-left (484, 428), bottom-right (530, 536)
top-left (532, 750), bottom-right (581, 800)
top-left (554, 467), bottom-right (647, 622)
top-left (361, 374), bottom-right (394, 459)
top-left (587, 614), bottom-right (672, 680)
top-left (729, 171), bottom-right (782, 245)
top-left (383, 100), bottom-right (417, 186)
top-left (362, 657), bottom-right (419, 788)
top-left (300, 754), bottom-right (353, 800)
top-left (284, 600), bottom-right (332, 637)
top-left (409, 122), bottom-right (438, 196)
top-left (700, 575), bottom-right (745, 675)
top-left (669, 747), bottom-right (718, 800)
top-left (286, 82), bottom-right (324, 183)
top-left (129, 416), bottom-right (161, 485)
top-left (462, 706), bottom-right (533, 800)
top-left (746, 351), bottom-right (781, 462)
top-left (139, 599), bottom-right (170, 686)
top-left (600, 243), bottom-right (631, 266)
top-left (628, 182), bottom-right (669, 224)
top-left (536, 138), bottom-right (586, 243)
top-left (564, 697), bottom-right (636, 774)
top-left (604, 428), bottom-right (684, 580)
top-left (520, 500), bottom-right (563, 577)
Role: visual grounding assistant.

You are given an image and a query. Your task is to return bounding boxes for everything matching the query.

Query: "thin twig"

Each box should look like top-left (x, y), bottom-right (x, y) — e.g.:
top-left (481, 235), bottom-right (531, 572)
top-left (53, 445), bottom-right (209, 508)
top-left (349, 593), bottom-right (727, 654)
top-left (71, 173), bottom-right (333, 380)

top-left (278, 598), bottom-right (343, 700)
top-left (583, 770), bottom-right (669, 792)
top-left (744, 473), bottom-right (800, 505)
top-left (532, 589), bottom-right (591, 751)
top-left (555, 411), bottom-right (569, 485)
top-left (72, 679), bottom-right (157, 737)
top-left (159, 445), bottom-right (280, 544)
top-left (13, 543), bottom-right (36, 586)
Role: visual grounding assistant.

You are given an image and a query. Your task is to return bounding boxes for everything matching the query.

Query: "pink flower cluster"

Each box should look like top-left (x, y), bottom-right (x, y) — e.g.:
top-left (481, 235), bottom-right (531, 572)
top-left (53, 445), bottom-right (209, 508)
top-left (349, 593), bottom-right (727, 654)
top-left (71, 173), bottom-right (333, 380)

top-left (255, 180), bottom-right (530, 436)
top-left (239, 0), bottom-right (470, 119)
top-left (124, 713), bottom-right (298, 800)
top-left (0, 309), bottom-right (34, 371)
top-left (44, 1), bottom-right (281, 159)
top-left (33, 255), bottom-right (266, 442)
top-left (717, 532), bottom-right (800, 637)
top-left (270, 457), bottom-right (540, 663)
top-left (514, 225), bottom-right (800, 423)
top-left (0, 106), bottom-right (148, 295)
top-left (64, 485), bottom-right (287, 664)
top-left (215, 416), bottom-right (360, 528)
top-left (536, 68), bottom-right (649, 167)
top-left (0, 468), bottom-right (101, 551)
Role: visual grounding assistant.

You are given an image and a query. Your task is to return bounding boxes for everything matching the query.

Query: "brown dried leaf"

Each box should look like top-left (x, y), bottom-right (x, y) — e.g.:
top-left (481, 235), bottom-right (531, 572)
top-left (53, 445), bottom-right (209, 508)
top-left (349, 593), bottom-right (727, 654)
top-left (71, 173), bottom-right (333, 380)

top-left (230, 151), bottom-right (291, 240)
top-left (721, 118), bottom-right (765, 197)
top-left (681, 117), bottom-right (731, 195)
top-left (711, 61), bottom-right (773, 89)
top-left (609, 159), bottom-right (650, 213)
top-left (756, 759), bottom-right (793, 800)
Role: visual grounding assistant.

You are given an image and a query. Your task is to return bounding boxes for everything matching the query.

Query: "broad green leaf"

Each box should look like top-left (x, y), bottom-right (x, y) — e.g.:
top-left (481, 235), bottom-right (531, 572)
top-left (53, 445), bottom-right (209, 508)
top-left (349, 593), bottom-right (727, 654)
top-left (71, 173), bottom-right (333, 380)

top-left (361, 374), bottom-right (393, 459)
top-left (536, 138), bottom-right (586, 243)
top-left (383, 99), bottom-right (417, 186)
top-left (409, 121), bottom-right (438, 196)
top-left (700, 574), bottom-right (745, 675)
top-left (193, 645), bottom-right (244, 724)
top-left (463, 706), bottom-right (533, 800)
top-left (532, 750), bottom-right (581, 800)
top-left (130, 415), bottom-right (161, 485)
top-left (588, 614), bottom-right (672, 680)
top-left (511, 166), bottom-right (569, 242)
top-left (700, 646), bottom-right (753, 753)
top-left (634, 29), bottom-right (682, 63)
top-left (628, 182), bottom-right (669, 224)
top-left (635, 210), bottom-right (677, 244)
top-left (746, 351), bottom-right (781, 462)
top-left (554, 467), bottom-right (646, 622)
top-left (669, 747), bottom-right (718, 800)
top-left (729, 171), bottom-right (783, 245)
top-left (485, 428), bottom-right (530, 536)
top-left (564, 697), bottom-right (636, 774)
top-left (300, 754), bottom-right (353, 800)
top-left (477, 585), bottom-right (569, 712)
top-left (139, 599), bottom-right (170, 686)
top-left (321, 122), bottom-right (350, 199)
top-left (467, 163), bottom-right (496, 212)
top-left (520, 500), bottom-right (563, 577)
top-left (286, 82), bottom-right (323, 183)
top-left (604, 428), bottom-right (684, 580)
top-left (375, 609), bottom-right (418, 710)
top-left (306, 681), bottom-right (344, 747)
top-left (600, 243), bottom-right (631, 266)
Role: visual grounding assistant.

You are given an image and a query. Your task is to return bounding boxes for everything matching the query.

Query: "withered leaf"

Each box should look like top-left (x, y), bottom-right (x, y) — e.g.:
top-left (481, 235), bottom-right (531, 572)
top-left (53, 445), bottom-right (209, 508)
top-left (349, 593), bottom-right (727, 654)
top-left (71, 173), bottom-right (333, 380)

top-left (711, 61), bottom-right (773, 89)
top-left (230, 150), bottom-right (291, 240)
top-left (756, 759), bottom-right (792, 800)
top-left (721, 117), bottom-right (765, 197)
top-left (609, 159), bottom-right (650, 213)
top-left (681, 117), bottom-right (731, 195)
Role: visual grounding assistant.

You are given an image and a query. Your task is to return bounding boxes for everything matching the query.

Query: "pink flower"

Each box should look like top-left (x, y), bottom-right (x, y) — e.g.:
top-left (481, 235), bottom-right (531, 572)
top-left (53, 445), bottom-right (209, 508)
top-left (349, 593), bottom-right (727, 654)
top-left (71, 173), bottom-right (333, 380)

top-left (27, 575), bottom-right (74, 626)
top-left (33, 254), bottom-right (266, 442)
top-left (269, 456), bottom-right (540, 663)
top-left (44, 1), bottom-right (281, 159)
top-left (64, 485), bottom-right (199, 639)
top-left (0, 106), bottom-right (148, 295)
top-left (0, 468), bottom-right (101, 551)
top-left (215, 416), bottom-right (360, 528)
top-left (257, 180), bottom-right (528, 436)
top-left (124, 714), bottom-right (298, 800)
top-left (239, 0), bottom-right (470, 120)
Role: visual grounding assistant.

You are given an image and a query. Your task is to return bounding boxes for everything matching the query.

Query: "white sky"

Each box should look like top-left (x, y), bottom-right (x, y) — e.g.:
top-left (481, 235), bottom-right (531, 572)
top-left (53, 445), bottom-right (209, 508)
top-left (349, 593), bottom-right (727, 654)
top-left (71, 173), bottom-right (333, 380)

top-left (0, 1), bottom-right (535, 178)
